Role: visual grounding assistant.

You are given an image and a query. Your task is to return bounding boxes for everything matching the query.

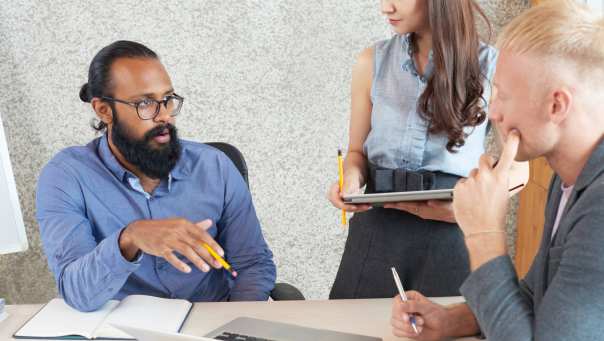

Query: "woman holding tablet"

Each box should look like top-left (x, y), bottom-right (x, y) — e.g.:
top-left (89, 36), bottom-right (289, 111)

top-left (328, 0), bottom-right (500, 298)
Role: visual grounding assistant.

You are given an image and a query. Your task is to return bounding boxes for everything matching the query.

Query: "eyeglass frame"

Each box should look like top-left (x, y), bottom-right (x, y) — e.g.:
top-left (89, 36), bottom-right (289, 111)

top-left (101, 93), bottom-right (184, 120)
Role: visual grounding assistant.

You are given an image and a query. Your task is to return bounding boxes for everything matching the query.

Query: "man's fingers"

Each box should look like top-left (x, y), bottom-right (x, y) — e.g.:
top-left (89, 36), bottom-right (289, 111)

top-left (495, 130), bottom-right (520, 176)
top-left (162, 250), bottom-right (192, 273)
top-left (195, 219), bottom-right (213, 231)
top-left (391, 317), bottom-right (418, 337)
top-left (188, 242), bottom-right (221, 270)
top-left (183, 230), bottom-right (225, 267)
top-left (406, 290), bottom-right (425, 301)
top-left (508, 160), bottom-right (529, 193)
top-left (181, 238), bottom-right (223, 269)
top-left (478, 154), bottom-right (497, 173)
top-left (188, 220), bottom-right (210, 241)
top-left (392, 294), bottom-right (427, 338)
top-left (191, 220), bottom-right (224, 258)
top-left (391, 313), bottom-right (423, 336)
top-left (403, 300), bottom-right (425, 315)
top-left (192, 243), bottom-right (223, 268)
top-left (199, 235), bottom-right (224, 260)
top-left (395, 298), bottom-right (423, 315)
top-left (176, 243), bottom-right (212, 272)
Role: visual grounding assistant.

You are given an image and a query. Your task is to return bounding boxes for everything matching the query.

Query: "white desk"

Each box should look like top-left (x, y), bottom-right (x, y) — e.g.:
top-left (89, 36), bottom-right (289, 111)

top-left (1, 297), bottom-right (483, 341)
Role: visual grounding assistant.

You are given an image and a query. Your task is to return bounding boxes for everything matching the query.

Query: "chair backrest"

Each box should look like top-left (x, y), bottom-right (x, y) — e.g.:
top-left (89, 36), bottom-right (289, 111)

top-left (204, 142), bottom-right (306, 301)
top-left (204, 142), bottom-right (249, 188)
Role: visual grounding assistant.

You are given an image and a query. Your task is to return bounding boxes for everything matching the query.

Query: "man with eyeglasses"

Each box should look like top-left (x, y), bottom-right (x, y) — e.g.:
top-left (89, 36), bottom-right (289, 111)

top-left (35, 41), bottom-right (276, 312)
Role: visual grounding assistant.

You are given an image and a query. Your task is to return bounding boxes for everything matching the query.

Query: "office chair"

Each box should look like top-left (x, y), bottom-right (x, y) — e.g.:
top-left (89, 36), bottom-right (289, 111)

top-left (204, 142), bottom-right (305, 301)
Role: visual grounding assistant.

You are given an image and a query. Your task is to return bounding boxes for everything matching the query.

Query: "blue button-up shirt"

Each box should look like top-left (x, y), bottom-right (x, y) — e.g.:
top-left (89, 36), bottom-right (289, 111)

top-left (36, 135), bottom-right (276, 312)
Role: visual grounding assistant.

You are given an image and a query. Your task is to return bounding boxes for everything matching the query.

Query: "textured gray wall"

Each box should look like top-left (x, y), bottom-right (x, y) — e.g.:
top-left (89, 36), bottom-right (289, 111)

top-left (0, 0), bottom-right (528, 304)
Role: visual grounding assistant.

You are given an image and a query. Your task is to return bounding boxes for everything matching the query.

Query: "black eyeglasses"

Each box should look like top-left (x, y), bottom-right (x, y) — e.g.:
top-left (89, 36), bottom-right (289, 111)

top-left (101, 93), bottom-right (184, 120)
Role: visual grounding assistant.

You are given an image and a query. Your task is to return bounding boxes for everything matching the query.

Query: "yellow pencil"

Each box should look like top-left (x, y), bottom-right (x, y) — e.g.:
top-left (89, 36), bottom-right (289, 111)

top-left (338, 149), bottom-right (346, 226)
top-left (202, 243), bottom-right (237, 277)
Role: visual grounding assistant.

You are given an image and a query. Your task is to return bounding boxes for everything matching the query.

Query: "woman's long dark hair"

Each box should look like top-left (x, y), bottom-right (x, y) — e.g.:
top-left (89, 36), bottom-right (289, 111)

top-left (418, 0), bottom-right (491, 152)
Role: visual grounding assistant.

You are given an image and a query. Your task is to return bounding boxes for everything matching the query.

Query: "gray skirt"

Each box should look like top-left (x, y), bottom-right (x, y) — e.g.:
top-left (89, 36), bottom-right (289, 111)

top-left (329, 173), bottom-right (469, 299)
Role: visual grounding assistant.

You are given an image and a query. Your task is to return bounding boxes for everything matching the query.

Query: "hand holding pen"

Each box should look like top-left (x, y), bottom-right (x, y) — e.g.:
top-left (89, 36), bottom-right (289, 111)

top-left (391, 267), bottom-right (419, 334)
top-left (202, 243), bottom-right (237, 278)
top-left (391, 268), bottom-right (464, 340)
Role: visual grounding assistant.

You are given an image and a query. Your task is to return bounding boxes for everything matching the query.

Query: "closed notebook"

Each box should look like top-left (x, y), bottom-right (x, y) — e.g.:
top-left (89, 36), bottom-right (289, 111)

top-left (14, 295), bottom-right (193, 340)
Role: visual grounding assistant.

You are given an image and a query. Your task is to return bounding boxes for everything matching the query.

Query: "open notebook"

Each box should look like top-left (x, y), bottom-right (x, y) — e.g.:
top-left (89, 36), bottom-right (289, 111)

top-left (14, 295), bottom-right (193, 340)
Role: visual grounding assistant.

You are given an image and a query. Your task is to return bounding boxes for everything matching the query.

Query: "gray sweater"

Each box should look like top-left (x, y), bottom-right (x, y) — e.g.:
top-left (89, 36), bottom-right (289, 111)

top-left (460, 138), bottom-right (604, 341)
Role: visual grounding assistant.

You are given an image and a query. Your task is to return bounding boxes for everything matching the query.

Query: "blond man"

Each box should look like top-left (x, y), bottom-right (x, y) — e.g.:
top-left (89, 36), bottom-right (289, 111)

top-left (390, 1), bottom-right (604, 340)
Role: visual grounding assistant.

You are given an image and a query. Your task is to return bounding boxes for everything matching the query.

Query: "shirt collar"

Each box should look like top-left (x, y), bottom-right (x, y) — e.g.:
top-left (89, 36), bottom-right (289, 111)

top-left (98, 134), bottom-right (129, 182)
top-left (574, 137), bottom-right (604, 191)
top-left (170, 143), bottom-right (189, 180)
top-left (400, 33), bottom-right (434, 83)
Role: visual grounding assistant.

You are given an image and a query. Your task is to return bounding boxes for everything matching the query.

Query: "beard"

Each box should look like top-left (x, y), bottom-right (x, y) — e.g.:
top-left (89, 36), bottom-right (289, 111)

top-left (110, 110), bottom-right (181, 179)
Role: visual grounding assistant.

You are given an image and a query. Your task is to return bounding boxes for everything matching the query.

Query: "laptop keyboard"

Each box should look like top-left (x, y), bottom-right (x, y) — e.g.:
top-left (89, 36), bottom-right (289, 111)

top-left (213, 331), bottom-right (278, 341)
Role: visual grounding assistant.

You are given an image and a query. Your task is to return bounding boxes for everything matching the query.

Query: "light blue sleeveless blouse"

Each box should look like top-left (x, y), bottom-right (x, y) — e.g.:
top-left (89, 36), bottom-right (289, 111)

top-left (364, 34), bottom-right (498, 177)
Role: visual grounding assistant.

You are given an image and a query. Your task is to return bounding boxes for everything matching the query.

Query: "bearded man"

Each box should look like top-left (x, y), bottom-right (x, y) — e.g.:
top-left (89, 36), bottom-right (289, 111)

top-left (36, 41), bottom-right (276, 312)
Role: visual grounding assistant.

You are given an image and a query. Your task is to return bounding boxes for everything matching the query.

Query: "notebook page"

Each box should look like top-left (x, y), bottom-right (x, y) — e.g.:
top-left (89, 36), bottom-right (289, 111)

top-left (14, 298), bottom-right (119, 339)
top-left (94, 295), bottom-right (192, 338)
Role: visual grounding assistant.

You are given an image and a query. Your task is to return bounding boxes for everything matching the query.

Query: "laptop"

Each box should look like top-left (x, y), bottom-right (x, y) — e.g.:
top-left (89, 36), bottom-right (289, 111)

top-left (204, 317), bottom-right (382, 341)
top-left (111, 324), bottom-right (216, 341)
top-left (113, 317), bottom-right (382, 341)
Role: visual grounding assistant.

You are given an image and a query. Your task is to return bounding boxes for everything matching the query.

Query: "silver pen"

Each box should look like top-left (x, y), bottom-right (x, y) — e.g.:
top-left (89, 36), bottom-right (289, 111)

top-left (391, 267), bottom-right (419, 334)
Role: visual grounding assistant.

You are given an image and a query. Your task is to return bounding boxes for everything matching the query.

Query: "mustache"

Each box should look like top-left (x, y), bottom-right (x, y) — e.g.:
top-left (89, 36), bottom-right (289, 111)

top-left (144, 123), bottom-right (176, 141)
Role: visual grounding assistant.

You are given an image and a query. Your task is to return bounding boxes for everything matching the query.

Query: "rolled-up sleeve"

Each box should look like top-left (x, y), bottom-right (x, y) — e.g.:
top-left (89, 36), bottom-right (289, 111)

top-left (215, 154), bottom-right (276, 301)
top-left (36, 160), bottom-right (141, 312)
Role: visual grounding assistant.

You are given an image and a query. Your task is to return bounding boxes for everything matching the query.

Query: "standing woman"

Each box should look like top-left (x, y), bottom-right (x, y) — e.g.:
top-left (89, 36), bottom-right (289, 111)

top-left (329, 0), bottom-right (498, 298)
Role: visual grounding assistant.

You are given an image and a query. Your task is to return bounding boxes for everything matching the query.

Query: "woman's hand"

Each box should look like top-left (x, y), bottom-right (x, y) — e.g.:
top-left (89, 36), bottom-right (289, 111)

top-left (327, 175), bottom-right (372, 213)
top-left (383, 200), bottom-right (455, 223)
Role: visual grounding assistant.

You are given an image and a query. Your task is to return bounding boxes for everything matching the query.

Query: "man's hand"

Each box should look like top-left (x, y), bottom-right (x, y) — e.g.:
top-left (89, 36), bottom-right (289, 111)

top-left (119, 218), bottom-right (224, 273)
top-left (391, 291), bottom-right (450, 340)
top-left (452, 131), bottom-right (520, 268)
top-left (392, 291), bottom-right (481, 340)
top-left (508, 159), bottom-right (529, 196)
top-left (453, 131), bottom-right (520, 237)
top-left (383, 200), bottom-right (455, 223)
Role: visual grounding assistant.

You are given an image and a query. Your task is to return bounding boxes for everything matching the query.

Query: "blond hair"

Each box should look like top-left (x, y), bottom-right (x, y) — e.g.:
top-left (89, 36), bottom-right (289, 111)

top-left (497, 0), bottom-right (604, 85)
